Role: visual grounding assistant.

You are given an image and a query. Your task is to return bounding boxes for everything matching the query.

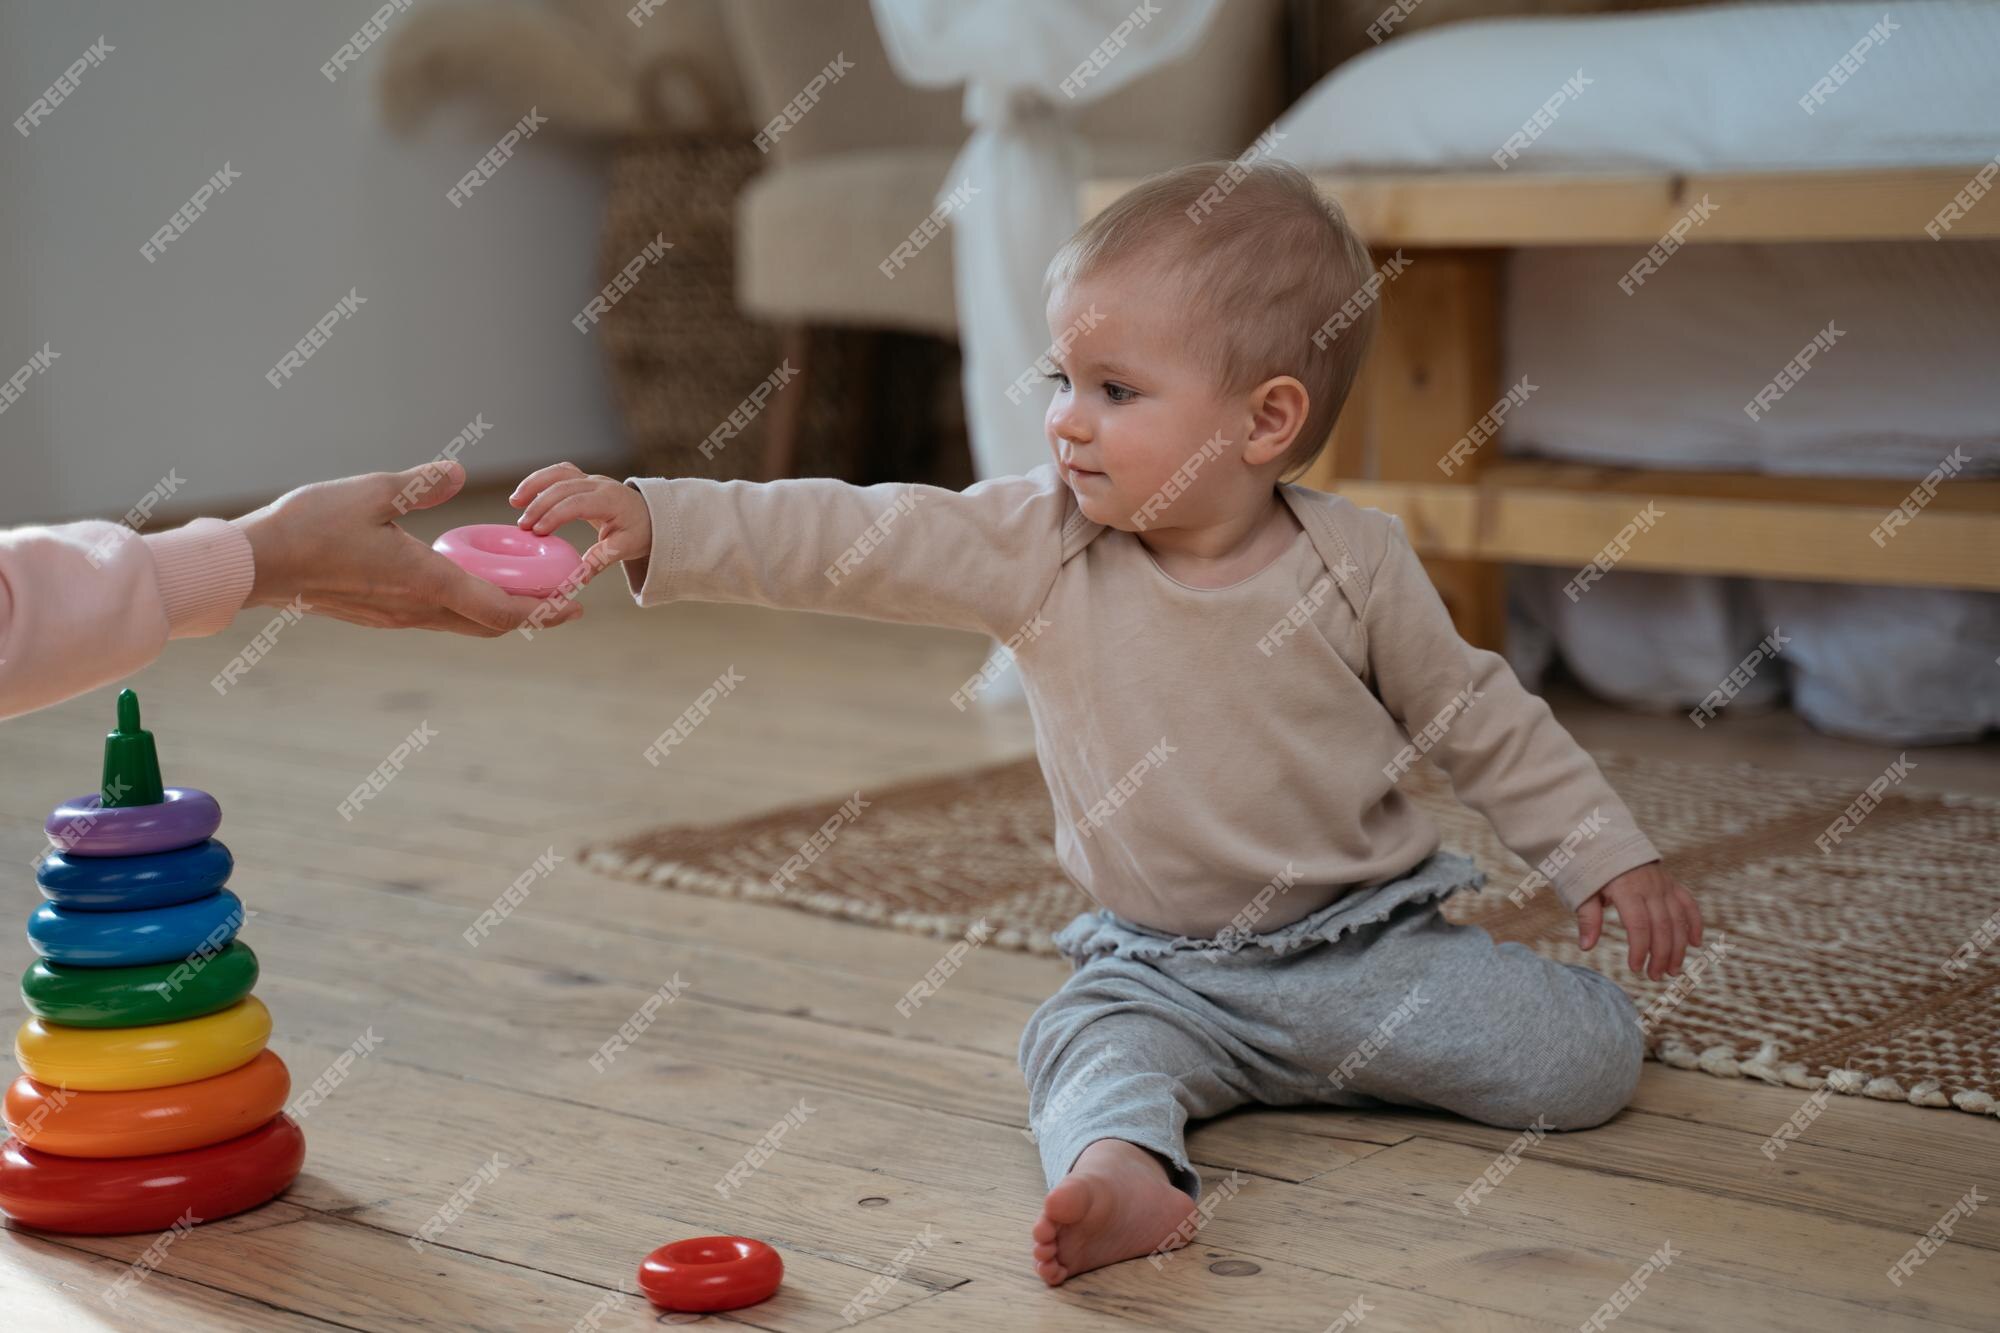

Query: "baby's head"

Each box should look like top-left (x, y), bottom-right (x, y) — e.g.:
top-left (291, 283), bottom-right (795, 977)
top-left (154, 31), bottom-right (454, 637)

top-left (1040, 159), bottom-right (1378, 533)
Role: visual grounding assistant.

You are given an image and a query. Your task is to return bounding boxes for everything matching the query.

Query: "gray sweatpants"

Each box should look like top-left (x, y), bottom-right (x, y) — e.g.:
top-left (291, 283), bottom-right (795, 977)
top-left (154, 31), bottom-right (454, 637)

top-left (1018, 853), bottom-right (1644, 1199)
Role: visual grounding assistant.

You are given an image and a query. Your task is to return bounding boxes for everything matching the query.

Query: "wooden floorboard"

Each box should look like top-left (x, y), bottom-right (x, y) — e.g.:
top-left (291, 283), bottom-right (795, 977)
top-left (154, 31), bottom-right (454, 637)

top-left (3, 489), bottom-right (1995, 1330)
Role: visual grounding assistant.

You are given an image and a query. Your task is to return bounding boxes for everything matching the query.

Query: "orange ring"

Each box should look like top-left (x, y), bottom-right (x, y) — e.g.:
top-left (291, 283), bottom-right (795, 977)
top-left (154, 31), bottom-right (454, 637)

top-left (4, 1050), bottom-right (291, 1158)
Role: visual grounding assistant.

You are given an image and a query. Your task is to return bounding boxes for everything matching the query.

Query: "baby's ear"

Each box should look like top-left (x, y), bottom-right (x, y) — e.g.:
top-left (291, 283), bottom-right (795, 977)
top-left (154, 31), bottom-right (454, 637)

top-left (1243, 376), bottom-right (1310, 465)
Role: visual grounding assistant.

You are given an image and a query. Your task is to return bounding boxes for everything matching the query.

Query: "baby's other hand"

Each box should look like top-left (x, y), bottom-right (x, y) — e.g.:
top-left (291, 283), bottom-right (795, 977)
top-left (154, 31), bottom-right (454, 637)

top-left (1576, 862), bottom-right (1703, 981)
top-left (510, 462), bottom-right (652, 581)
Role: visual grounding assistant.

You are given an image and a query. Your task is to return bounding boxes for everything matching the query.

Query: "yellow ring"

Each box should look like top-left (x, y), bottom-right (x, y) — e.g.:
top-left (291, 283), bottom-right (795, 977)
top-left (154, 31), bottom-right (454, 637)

top-left (15, 996), bottom-right (271, 1092)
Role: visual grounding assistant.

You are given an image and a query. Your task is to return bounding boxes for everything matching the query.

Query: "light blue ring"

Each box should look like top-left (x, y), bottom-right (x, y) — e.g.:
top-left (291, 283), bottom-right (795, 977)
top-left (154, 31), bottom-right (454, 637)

top-left (27, 890), bottom-right (246, 968)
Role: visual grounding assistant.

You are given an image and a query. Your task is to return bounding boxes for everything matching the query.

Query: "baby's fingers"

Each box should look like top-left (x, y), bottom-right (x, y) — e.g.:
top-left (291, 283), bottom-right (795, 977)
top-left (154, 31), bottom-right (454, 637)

top-left (1665, 899), bottom-right (1693, 976)
top-left (1647, 896), bottom-right (1681, 980)
top-left (516, 477), bottom-right (602, 531)
top-left (509, 461), bottom-right (587, 509)
top-left (1622, 898), bottom-right (1653, 977)
top-left (526, 489), bottom-right (622, 536)
top-left (1576, 896), bottom-right (1604, 951)
top-left (1679, 884), bottom-right (1705, 948)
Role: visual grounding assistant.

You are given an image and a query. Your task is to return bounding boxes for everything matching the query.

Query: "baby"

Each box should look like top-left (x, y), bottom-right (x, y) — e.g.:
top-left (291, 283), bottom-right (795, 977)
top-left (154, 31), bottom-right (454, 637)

top-left (511, 160), bottom-right (1703, 1287)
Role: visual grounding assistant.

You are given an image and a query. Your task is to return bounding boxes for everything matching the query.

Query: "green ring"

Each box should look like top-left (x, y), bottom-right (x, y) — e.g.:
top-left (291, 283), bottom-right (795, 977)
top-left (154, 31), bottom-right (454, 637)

top-left (20, 942), bottom-right (259, 1028)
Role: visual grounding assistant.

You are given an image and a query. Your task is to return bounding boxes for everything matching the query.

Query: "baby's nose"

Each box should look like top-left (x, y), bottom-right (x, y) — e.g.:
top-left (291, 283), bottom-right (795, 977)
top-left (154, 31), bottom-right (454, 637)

top-left (1048, 401), bottom-right (1091, 444)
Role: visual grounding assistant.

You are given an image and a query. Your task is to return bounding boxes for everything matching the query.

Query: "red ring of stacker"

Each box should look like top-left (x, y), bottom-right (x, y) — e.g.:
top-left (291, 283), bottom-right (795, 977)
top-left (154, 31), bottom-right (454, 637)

top-left (637, 1235), bottom-right (783, 1312)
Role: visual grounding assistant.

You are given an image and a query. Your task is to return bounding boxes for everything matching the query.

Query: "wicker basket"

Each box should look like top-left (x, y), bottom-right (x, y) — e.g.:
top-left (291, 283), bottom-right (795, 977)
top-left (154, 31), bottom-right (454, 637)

top-left (597, 55), bottom-right (971, 486)
top-left (597, 135), bottom-right (785, 482)
top-left (599, 137), bottom-right (972, 487)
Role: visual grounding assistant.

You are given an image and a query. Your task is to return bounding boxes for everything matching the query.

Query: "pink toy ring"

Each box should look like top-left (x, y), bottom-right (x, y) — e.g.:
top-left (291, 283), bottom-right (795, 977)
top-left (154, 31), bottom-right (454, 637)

top-left (45, 788), bottom-right (221, 858)
top-left (433, 524), bottom-right (585, 599)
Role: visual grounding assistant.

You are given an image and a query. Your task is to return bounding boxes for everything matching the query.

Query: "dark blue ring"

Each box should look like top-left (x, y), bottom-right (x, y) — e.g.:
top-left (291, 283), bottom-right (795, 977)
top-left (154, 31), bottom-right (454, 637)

top-left (36, 839), bottom-right (234, 912)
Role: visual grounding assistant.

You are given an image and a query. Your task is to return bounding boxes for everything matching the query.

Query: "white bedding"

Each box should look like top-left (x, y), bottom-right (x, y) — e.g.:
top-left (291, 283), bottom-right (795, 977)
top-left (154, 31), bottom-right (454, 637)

top-left (1498, 240), bottom-right (2000, 746)
top-left (1273, 1), bottom-right (2000, 174)
top-left (1271, 1), bottom-right (2000, 743)
top-left (1267, 0), bottom-right (2000, 471)
top-left (1502, 241), bottom-right (2000, 476)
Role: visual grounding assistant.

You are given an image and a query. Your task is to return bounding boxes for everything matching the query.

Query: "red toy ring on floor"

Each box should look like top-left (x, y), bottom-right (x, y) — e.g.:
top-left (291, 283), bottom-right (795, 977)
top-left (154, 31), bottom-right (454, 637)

top-left (638, 1235), bottom-right (783, 1312)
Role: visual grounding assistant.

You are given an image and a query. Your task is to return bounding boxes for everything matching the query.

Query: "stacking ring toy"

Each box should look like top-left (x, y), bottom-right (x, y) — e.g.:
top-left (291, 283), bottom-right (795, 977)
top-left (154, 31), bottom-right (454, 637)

top-left (433, 524), bottom-right (585, 598)
top-left (22, 942), bottom-right (259, 1028)
top-left (0, 1114), bottom-right (304, 1235)
top-left (45, 787), bottom-right (220, 858)
top-left (5, 1050), bottom-right (290, 1157)
top-left (36, 838), bottom-right (233, 911)
top-left (28, 888), bottom-right (245, 968)
top-left (638, 1236), bottom-right (784, 1313)
top-left (16, 996), bottom-right (271, 1093)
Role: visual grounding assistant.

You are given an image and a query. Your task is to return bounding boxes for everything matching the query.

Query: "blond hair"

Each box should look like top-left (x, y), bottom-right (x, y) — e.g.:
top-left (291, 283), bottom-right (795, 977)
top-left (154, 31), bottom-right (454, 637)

top-left (1044, 159), bottom-right (1378, 479)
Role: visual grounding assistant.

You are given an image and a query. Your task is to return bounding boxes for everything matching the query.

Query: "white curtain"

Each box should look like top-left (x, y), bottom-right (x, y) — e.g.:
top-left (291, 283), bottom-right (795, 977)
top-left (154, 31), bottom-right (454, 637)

top-left (870, 0), bottom-right (1222, 479)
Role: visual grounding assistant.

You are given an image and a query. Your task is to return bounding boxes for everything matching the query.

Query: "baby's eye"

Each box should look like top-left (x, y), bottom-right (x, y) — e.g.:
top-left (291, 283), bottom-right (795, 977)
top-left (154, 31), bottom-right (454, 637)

top-left (1043, 371), bottom-right (1071, 392)
top-left (1105, 382), bottom-right (1137, 403)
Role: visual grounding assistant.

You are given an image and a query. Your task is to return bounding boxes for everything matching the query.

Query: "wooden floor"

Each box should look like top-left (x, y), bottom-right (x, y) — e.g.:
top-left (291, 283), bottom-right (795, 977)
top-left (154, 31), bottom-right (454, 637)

top-left (3, 491), bottom-right (1997, 1331)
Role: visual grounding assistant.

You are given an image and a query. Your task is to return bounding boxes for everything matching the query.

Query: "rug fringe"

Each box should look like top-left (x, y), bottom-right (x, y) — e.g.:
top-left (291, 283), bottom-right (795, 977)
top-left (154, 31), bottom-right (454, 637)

top-left (1653, 1036), bottom-right (2000, 1119)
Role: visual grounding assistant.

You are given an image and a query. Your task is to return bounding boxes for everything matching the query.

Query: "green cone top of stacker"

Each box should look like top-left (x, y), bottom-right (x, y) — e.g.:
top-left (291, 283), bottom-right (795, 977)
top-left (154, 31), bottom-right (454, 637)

top-left (100, 688), bottom-right (166, 807)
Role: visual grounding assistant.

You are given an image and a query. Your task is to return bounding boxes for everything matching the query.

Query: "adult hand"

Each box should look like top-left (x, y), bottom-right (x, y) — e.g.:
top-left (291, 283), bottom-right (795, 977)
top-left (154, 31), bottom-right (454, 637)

top-left (233, 461), bottom-right (581, 636)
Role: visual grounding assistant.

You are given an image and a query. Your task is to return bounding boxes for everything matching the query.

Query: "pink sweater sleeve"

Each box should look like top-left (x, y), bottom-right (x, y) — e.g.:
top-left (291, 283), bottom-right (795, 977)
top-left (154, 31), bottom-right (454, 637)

top-left (0, 518), bottom-right (254, 721)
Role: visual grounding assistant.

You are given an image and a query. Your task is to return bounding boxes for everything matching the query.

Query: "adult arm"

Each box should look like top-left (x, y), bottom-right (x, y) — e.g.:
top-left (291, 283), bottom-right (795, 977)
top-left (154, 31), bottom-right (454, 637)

top-left (0, 461), bottom-right (571, 721)
top-left (0, 518), bottom-right (251, 720)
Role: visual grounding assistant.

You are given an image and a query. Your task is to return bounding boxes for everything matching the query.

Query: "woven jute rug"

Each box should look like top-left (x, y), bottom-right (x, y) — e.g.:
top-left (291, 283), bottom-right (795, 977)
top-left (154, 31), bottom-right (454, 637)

top-left (582, 754), bottom-right (2000, 1122)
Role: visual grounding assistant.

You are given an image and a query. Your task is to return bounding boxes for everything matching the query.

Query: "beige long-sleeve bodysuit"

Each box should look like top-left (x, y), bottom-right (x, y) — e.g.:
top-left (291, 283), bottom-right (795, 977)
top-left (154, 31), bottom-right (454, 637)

top-left (623, 463), bottom-right (1659, 937)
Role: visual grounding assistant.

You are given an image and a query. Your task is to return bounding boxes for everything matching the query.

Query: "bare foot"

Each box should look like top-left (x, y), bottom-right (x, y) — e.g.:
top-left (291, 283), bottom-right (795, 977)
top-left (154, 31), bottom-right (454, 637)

top-left (1030, 1138), bottom-right (1202, 1286)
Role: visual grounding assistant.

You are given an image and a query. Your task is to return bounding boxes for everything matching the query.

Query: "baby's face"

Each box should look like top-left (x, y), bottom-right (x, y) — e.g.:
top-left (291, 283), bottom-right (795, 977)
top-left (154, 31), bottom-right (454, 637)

top-left (1042, 270), bottom-right (1242, 533)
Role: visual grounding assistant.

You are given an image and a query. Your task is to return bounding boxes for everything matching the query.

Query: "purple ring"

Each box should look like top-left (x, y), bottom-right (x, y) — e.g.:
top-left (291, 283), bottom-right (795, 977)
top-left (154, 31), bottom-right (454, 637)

top-left (45, 788), bottom-right (222, 858)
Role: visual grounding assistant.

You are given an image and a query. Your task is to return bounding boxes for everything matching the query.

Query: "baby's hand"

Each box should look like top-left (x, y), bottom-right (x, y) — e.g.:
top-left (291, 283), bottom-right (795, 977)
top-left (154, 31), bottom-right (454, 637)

top-left (1576, 862), bottom-right (1703, 981)
top-left (510, 462), bottom-right (652, 580)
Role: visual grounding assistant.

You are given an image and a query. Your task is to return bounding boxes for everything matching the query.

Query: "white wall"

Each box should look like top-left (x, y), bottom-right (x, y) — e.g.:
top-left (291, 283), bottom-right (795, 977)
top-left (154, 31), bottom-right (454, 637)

top-left (0, 1), bottom-right (623, 524)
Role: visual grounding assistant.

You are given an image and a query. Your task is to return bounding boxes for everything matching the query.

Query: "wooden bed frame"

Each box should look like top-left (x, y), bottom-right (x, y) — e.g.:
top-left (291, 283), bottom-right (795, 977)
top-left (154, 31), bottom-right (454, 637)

top-left (1084, 167), bottom-right (2000, 648)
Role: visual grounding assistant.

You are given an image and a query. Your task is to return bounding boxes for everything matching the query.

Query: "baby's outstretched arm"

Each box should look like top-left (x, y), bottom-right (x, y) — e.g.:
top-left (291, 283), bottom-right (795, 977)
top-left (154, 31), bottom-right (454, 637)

top-left (508, 461), bottom-right (1068, 641)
